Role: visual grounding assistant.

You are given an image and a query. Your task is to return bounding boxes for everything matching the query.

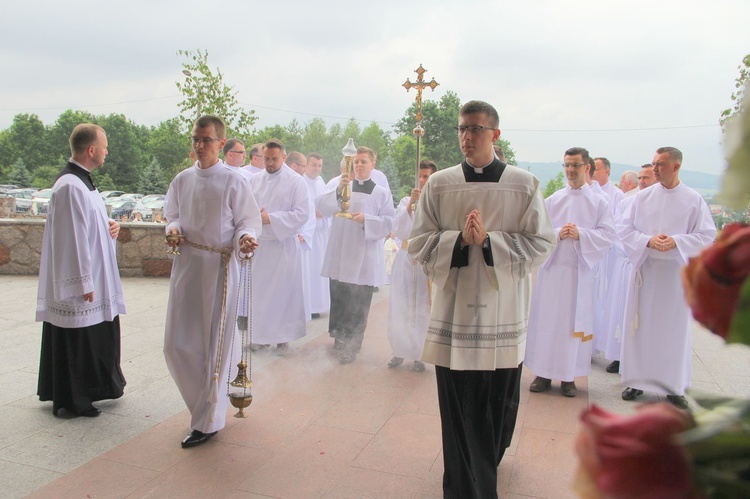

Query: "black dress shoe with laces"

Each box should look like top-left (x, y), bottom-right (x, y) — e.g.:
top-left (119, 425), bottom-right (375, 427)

top-left (605, 360), bottom-right (620, 373)
top-left (621, 387), bottom-right (643, 401)
top-left (79, 405), bottom-right (102, 417)
top-left (181, 429), bottom-right (217, 448)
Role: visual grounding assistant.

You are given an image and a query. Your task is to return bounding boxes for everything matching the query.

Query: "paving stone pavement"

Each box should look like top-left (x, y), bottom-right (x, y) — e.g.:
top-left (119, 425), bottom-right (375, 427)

top-left (1, 275), bottom-right (748, 498)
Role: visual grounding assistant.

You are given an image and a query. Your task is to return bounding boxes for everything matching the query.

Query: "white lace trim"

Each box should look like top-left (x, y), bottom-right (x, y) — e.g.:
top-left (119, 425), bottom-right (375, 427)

top-left (55, 274), bottom-right (93, 291)
top-left (37, 294), bottom-right (124, 318)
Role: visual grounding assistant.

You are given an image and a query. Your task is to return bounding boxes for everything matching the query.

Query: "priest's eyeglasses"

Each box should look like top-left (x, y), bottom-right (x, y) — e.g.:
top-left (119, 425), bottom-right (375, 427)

top-left (191, 137), bottom-right (221, 145)
top-left (454, 125), bottom-right (495, 135)
top-left (562, 163), bottom-right (586, 169)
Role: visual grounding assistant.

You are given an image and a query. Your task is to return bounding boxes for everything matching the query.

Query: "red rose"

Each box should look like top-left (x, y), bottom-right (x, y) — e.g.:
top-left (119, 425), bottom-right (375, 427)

top-left (682, 223), bottom-right (750, 340)
top-left (574, 404), bottom-right (696, 499)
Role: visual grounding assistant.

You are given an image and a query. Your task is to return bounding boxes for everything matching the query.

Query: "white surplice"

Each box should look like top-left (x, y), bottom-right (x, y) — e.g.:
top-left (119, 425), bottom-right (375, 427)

top-left (618, 182), bottom-right (716, 395)
top-left (36, 169), bottom-right (126, 328)
top-left (164, 161), bottom-right (262, 434)
top-left (305, 174), bottom-right (331, 314)
top-left (251, 164), bottom-right (310, 344)
top-left (525, 184), bottom-right (615, 381)
top-left (299, 179), bottom-right (316, 321)
top-left (408, 164), bottom-right (556, 371)
top-left (317, 179), bottom-right (395, 286)
top-left (388, 197), bottom-right (431, 360)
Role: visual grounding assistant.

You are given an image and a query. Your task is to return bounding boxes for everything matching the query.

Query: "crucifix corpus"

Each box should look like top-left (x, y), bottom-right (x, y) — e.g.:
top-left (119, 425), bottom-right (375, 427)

top-left (402, 64), bottom-right (439, 188)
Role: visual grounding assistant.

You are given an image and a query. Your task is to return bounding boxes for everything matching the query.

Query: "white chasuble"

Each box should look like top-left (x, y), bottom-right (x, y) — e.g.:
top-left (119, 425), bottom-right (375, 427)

top-left (317, 180), bottom-right (395, 287)
top-left (305, 175), bottom-right (331, 314)
top-left (164, 162), bottom-right (261, 434)
top-left (37, 174), bottom-right (126, 328)
top-left (618, 182), bottom-right (716, 395)
top-left (524, 184), bottom-right (615, 381)
top-left (408, 164), bottom-right (556, 371)
top-left (388, 197), bottom-right (431, 360)
top-left (250, 165), bottom-right (310, 344)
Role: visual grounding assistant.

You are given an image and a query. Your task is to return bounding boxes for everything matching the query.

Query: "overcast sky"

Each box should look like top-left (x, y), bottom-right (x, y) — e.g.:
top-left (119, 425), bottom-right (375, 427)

top-left (1, 0), bottom-right (748, 175)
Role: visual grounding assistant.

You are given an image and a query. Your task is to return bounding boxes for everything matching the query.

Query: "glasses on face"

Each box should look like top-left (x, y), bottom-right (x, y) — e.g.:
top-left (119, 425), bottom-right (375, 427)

top-left (228, 150), bottom-right (246, 155)
top-left (562, 163), bottom-right (586, 169)
top-left (252, 154), bottom-right (263, 159)
top-left (191, 137), bottom-right (221, 146)
top-left (453, 125), bottom-right (495, 135)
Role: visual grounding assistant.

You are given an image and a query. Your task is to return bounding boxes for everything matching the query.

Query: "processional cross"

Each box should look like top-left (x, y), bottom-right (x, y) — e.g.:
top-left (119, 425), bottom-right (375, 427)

top-left (402, 64), bottom-right (439, 187)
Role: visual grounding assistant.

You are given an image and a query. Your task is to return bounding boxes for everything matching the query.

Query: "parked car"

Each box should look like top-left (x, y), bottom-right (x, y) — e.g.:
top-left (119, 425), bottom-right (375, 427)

top-left (0, 184), bottom-right (19, 194)
top-left (132, 197), bottom-right (165, 221)
top-left (6, 189), bottom-right (36, 212)
top-left (110, 199), bottom-right (138, 220)
top-left (100, 191), bottom-right (125, 205)
top-left (117, 193), bottom-right (144, 201)
top-left (31, 189), bottom-right (53, 215)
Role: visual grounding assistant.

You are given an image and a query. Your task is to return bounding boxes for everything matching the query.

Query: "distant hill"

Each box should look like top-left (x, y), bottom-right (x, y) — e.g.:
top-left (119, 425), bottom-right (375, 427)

top-left (516, 161), bottom-right (722, 195)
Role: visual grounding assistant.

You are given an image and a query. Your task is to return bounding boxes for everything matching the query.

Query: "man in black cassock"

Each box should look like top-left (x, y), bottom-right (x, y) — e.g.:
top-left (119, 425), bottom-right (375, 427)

top-left (36, 123), bottom-right (127, 417)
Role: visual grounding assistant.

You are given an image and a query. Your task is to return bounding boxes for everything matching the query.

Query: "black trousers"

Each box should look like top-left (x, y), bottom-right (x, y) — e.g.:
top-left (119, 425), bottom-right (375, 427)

top-left (38, 317), bottom-right (126, 415)
top-left (328, 279), bottom-right (374, 352)
top-left (435, 363), bottom-right (522, 499)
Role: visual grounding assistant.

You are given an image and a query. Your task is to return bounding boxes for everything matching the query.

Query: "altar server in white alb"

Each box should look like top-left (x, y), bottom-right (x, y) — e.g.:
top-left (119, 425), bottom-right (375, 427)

top-left (525, 147), bottom-right (616, 398)
top-left (164, 115), bottom-right (261, 449)
top-left (303, 152), bottom-right (331, 317)
top-left (37, 123), bottom-right (126, 418)
top-left (408, 101), bottom-right (556, 499)
top-left (250, 140), bottom-right (311, 351)
top-left (387, 159), bottom-right (437, 372)
top-left (287, 151), bottom-right (316, 321)
top-left (618, 147), bottom-right (716, 409)
top-left (317, 146), bottom-right (395, 364)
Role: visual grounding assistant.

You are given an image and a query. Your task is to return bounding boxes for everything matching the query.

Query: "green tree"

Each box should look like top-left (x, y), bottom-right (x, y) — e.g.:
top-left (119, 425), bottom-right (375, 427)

top-left (543, 172), bottom-right (565, 198)
top-left (97, 113), bottom-right (148, 192)
top-left (389, 135), bottom-right (419, 201)
top-left (176, 49), bottom-right (257, 136)
top-left (359, 122), bottom-right (390, 162)
top-left (138, 158), bottom-right (169, 195)
top-left (4, 114), bottom-right (49, 172)
top-left (302, 118), bottom-right (328, 155)
top-left (720, 54), bottom-right (750, 131)
top-left (46, 109), bottom-right (98, 162)
top-left (92, 171), bottom-right (116, 191)
top-left (497, 138), bottom-right (517, 165)
top-left (32, 165), bottom-right (61, 189)
top-left (7, 158), bottom-right (33, 187)
top-left (147, 118), bottom-right (190, 183)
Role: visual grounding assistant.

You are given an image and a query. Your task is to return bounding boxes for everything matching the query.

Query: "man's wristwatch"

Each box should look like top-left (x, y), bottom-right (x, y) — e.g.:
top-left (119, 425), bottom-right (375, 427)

top-left (482, 234), bottom-right (490, 249)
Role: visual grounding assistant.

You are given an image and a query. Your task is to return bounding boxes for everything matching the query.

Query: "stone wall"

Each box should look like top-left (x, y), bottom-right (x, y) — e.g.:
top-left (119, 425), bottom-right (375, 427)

top-left (0, 219), bottom-right (173, 277)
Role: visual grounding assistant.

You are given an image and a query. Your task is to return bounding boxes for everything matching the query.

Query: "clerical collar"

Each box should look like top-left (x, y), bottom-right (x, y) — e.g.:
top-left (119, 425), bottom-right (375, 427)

top-left (352, 178), bottom-right (376, 194)
top-left (461, 157), bottom-right (506, 183)
top-left (58, 159), bottom-right (96, 191)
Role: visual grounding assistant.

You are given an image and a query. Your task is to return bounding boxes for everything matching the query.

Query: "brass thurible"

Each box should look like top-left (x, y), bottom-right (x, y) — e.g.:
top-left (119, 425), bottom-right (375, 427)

top-left (335, 138), bottom-right (357, 219)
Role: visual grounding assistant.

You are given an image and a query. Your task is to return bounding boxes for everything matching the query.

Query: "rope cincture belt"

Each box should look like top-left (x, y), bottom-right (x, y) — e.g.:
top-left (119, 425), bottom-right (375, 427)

top-left (184, 238), bottom-right (233, 421)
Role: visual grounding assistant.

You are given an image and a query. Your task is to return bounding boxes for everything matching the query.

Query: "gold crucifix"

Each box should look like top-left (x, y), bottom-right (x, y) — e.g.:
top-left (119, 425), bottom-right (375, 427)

top-left (402, 64), bottom-right (439, 122)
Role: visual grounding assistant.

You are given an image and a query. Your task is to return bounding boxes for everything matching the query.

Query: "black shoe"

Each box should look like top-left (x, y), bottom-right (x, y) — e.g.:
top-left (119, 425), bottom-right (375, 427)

top-left (339, 350), bottom-right (356, 364)
top-left (181, 429), bottom-right (217, 448)
top-left (529, 376), bottom-right (552, 392)
top-left (311, 313), bottom-right (321, 319)
top-left (387, 356), bottom-right (404, 368)
top-left (605, 360), bottom-right (620, 373)
top-left (621, 387), bottom-right (643, 401)
top-left (561, 381), bottom-right (577, 397)
top-left (333, 337), bottom-right (346, 351)
top-left (666, 395), bottom-right (689, 409)
top-left (79, 405), bottom-right (102, 418)
top-left (410, 360), bottom-right (426, 372)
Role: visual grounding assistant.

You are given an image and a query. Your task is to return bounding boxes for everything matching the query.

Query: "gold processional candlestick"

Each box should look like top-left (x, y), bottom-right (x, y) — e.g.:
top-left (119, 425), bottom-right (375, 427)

top-left (336, 138), bottom-right (357, 219)
top-left (402, 64), bottom-right (439, 191)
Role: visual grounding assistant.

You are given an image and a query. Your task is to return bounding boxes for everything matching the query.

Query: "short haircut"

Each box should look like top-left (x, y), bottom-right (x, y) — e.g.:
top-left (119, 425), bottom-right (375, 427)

top-left (622, 170), bottom-right (638, 185)
top-left (194, 115), bottom-right (226, 138)
top-left (287, 151), bottom-right (306, 165)
top-left (641, 163), bottom-right (654, 169)
top-left (656, 146), bottom-right (683, 163)
top-left (564, 147), bottom-right (591, 165)
top-left (356, 146), bottom-right (375, 161)
top-left (223, 138), bottom-right (244, 155)
top-left (265, 138), bottom-right (286, 154)
top-left (419, 159), bottom-right (438, 173)
top-left (308, 152), bottom-right (322, 161)
top-left (594, 157), bottom-right (611, 171)
top-left (69, 123), bottom-right (105, 156)
top-left (249, 143), bottom-right (264, 156)
top-left (459, 100), bottom-right (499, 129)
top-left (588, 157), bottom-right (596, 174)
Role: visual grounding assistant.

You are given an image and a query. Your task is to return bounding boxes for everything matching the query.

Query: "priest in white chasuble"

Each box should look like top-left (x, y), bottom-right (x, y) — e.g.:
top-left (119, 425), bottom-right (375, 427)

top-left (618, 147), bottom-right (716, 409)
top-left (408, 101), bottom-right (556, 499)
top-left (304, 153), bottom-right (331, 317)
top-left (387, 160), bottom-right (437, 372)
top-left (250, 140), bottom-right (311, 351)
top-left (525, 147), bottom-right (615, 398)
top-left (37, 123), bottom-right (127, 418)
top-left (317, 146), bottom-right (395, 364)
top-left (164, 116), bottom-right (261, 448)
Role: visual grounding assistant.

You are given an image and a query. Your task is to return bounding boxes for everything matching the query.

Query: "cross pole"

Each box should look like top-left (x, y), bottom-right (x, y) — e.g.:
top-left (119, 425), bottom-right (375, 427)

top-left (402, 64), bottom-right (439, 188)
